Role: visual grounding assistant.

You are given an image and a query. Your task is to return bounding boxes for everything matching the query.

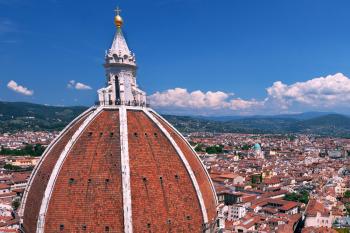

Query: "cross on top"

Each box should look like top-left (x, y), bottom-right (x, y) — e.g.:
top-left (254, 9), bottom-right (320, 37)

top-left (115, 6), bottom-right (121, 15)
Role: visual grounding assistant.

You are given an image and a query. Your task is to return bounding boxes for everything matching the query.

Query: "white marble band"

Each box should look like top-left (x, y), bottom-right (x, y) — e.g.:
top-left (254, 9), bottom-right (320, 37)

top-left (36, 107), bottom-right (103, 233)
top-left (143, 109), bottom-right (209, 223)
top-left (119, 106), bottom-right (133, 233)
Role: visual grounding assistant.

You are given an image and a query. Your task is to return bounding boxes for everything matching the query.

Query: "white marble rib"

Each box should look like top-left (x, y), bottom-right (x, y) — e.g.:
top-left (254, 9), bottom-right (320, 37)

top-left (119, 106), bottom-right (133, 233)
top-left (19, 107), bottom-right (94, 220)
top-left (36, 106), bottom-right (103, 233)
top-left (143, 109), bottom-right (209, 224)
top-left (149, 109), bottom-right (218, 205)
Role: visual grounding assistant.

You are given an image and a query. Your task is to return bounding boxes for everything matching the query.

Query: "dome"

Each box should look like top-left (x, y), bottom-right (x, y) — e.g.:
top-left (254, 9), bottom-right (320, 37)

top-left (19, 107), bottom-right (218, 232)
top-left (253, 143), bottom-right (261, 151)
top-left (19, 7), bottom-right (217, 233)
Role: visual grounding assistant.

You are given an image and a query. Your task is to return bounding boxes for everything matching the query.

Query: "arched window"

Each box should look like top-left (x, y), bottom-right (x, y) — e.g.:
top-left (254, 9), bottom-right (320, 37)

top-left (115, 75), bottom-right (120, 103)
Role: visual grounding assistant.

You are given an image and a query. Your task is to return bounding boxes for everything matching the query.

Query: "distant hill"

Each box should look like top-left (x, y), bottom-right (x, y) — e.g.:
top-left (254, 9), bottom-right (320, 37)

top-left (293, 114), bottom-right (350, 136)
top-left (163, 114), bottom-right (350, 137)
top-left (0, 101), bottom-right (349, 137)
top-left (197, 112), bottom-right (336, 121)
top-left (0, 101), bottom-right (88, 132)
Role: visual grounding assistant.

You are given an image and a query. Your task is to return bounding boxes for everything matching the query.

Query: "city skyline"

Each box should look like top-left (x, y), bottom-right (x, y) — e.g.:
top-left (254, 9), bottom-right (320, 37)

top-left (1, 0), bottom-right (350, 115)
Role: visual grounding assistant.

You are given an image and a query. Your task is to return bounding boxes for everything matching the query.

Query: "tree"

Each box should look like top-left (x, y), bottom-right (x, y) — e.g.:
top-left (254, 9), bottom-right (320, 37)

top-left (335, 228), bottom-right (350, 233)
top-left (288, 135), bottom-right (296, 141)
top-left (284, 190), bottom-right (309, 204)
top-left (12, 199), bottom-right (20, 211)
top-left (4, 164), bottom-right (21, 171)
top-left (252, 174), bottom-right (262, 184)
top-left (299, 190), bottom-right (309, 204)
top-left (345, 203), bottom-right (350, 215)
top-left (194, 144), bottom-right (204, 152)
top-left (0, 144), bottom-right (45, 157)
top-left (344, 190), bottom-right (350, 198)
top-left (205, 145), bottom-right (224, 154)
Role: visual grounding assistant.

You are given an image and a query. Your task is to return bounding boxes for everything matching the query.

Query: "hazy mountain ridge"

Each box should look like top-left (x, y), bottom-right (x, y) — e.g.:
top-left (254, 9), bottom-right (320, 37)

top-left (163, 113), bottom-right (350, 137)
top-left (0, 101), bottom-right (349, 137)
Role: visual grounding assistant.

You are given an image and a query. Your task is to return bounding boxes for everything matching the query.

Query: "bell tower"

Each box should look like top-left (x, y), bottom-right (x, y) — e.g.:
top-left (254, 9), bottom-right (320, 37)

top-left (98, 7), bottom-right (147, 106)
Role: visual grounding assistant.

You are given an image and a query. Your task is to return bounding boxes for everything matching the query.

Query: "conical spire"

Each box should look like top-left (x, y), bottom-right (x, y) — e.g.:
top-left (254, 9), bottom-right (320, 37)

top-left (105, 7), bottom-right (136, 67)
top-left (109, 29), bottom-right (131, 58)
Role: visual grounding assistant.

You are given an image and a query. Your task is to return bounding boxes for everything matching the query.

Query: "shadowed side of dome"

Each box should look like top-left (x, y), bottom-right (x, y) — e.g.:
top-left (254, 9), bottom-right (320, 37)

top-left (42, 109), bottom-right (124, 232)
top-left (20, 108), bottom-right (94, 233)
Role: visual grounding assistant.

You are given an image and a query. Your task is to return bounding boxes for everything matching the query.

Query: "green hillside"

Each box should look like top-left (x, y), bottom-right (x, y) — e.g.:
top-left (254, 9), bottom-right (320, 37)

top-left (0, 101), bottom-right (88, 132)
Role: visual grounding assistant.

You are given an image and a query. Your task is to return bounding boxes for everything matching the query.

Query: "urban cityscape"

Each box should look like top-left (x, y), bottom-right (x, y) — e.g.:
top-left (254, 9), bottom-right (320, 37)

top-left (1, 1), bottom-right (350, 233)
top-left (0, 130), bottom-right (349, 232)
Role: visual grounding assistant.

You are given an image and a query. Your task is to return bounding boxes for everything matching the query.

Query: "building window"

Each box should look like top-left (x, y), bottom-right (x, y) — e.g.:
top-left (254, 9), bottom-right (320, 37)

top-left (69, 178), bottom-right (75, 185)
top-left (142, 177), bottom-right (148, 183)
top-left (59, 224), bottom-right (64, 231)
top-left (105, 226), bottom-right (110, 232)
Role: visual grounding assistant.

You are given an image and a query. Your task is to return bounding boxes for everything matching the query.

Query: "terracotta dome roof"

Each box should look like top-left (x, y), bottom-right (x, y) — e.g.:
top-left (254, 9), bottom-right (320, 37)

top-left (19, 107), bottom-right (218, 233)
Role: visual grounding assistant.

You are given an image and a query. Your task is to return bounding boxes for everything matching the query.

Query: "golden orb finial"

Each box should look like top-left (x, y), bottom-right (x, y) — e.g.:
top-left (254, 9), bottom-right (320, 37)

top-left (114, 7), bottom-right (123, 28)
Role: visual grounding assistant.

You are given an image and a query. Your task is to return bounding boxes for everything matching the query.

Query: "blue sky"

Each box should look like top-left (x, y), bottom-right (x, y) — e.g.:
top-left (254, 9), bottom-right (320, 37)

top-left (1, 0), bottom-right (350, 115)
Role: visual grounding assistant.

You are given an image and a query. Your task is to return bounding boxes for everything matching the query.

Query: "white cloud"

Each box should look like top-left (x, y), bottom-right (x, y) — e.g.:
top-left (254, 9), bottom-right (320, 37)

top-left (75, 82), bottom-right (92, 90)
top-left (266, 73), bottom-right (350, 108)
top-left (150, 88), bottom-right (231, 109)
top-left (149, 88), bottom-right (263, 115)
top-left (229, 98), bottom-right (265, 111)
top-left (67, 80), bottom-right (92, 90)
top-left (148, 73), bottom-right (350, 115)
top-left (67, 80), bottom-right (75, 88)
top-left (7, 80), bottom-right (33, 96)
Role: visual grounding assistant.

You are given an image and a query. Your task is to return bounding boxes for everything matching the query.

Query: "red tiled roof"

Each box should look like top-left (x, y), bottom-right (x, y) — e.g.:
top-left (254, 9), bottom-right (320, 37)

top-left (0, 192), bottom-right (16, 198)
top-left (305, 199), bottom-right (330, 217)
top-left (0, 183), bottom-right (10, 190)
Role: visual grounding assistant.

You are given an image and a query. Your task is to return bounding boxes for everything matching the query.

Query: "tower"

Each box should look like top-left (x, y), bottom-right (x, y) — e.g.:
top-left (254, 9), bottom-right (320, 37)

top-left (253, 143), bottom-right (264, 159)
top-left (19, 8), bottom-right (218, 233)
top-left (97, 7), bottom-right (146, 107)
